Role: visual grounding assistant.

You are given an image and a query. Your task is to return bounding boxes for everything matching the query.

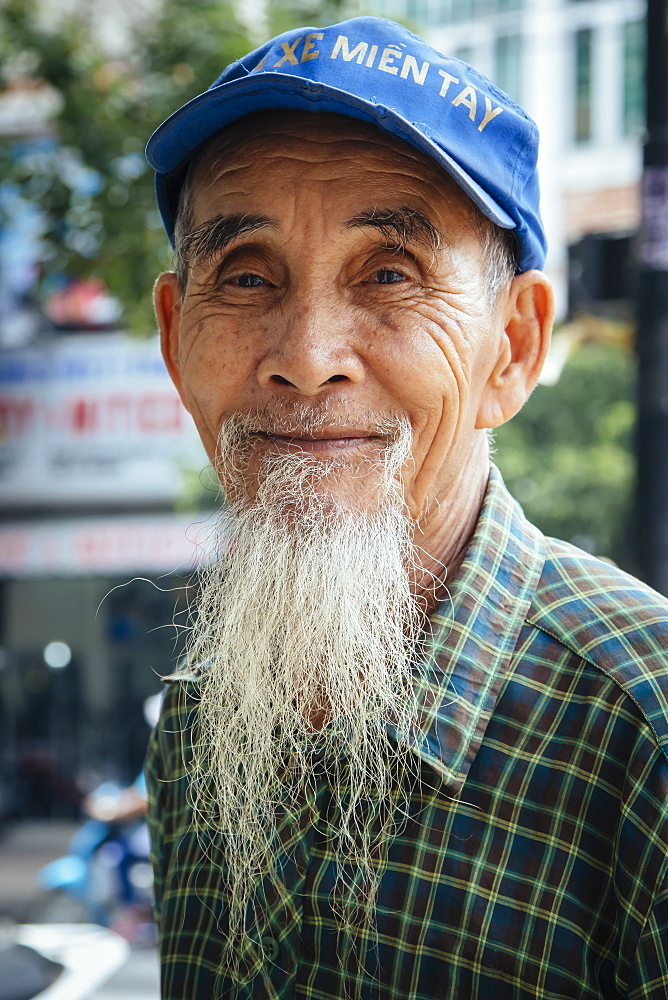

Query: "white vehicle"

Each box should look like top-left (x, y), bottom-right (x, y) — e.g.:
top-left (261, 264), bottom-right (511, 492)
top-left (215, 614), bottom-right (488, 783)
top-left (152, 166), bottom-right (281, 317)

top-left (0, 924), bottom-right (129, 1000)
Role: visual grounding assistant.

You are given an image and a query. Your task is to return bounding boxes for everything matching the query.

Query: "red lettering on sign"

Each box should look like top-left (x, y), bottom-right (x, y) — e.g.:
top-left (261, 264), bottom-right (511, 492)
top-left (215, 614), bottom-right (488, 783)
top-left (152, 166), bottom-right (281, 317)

top-left (64, 392), bottom-right (185, 435)
top-left (71, 398), bottom-right (98, 432)
top-left (107, 394), bottom-right (133, 433)
top-left (138, 394), bottom-right (183, 433)
top-left (0, 396), bottom-right (35, 436)
top-left (0, 530), bottom-right (30, 569)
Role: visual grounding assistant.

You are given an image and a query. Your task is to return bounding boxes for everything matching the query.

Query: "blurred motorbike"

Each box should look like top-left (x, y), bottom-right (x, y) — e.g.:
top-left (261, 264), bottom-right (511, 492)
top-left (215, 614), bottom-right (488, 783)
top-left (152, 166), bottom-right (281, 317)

top-left (35, 781), bottom-right (154, 946)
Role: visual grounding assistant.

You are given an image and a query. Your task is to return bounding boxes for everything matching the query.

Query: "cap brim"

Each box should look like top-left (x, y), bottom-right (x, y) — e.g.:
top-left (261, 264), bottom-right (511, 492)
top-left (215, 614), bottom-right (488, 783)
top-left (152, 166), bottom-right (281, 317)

top-left (146, 73), bottom-right (516, 245)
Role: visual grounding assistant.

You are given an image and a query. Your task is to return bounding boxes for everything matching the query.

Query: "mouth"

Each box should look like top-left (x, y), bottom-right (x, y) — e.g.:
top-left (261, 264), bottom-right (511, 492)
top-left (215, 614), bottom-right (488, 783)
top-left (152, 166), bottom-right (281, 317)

top-left (254, 430), bottom-right (384, 455)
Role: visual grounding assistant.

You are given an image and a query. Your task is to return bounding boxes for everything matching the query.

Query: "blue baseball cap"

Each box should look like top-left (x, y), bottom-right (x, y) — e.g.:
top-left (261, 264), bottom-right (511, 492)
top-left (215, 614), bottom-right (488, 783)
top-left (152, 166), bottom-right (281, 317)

top-left (146, 16), bottom-right (546, 272)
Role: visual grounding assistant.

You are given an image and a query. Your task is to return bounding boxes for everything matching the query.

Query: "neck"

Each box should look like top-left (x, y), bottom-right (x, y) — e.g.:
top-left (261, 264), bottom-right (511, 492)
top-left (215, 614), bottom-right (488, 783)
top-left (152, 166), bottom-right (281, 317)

top-left (412, 436), bottom-right (490, 614)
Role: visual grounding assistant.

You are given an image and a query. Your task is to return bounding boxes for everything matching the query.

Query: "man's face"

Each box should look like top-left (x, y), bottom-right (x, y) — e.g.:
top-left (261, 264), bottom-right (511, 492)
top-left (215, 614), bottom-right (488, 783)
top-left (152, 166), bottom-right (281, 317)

top-left (157, 113), bottom-right (527, 522)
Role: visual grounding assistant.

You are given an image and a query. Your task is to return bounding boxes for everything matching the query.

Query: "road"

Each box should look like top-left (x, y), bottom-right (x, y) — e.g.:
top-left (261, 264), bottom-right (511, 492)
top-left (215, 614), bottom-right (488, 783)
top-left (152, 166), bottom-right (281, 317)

top-left (0, 820), bottom-right (159, 999)
top-left (93, 945), bottom-right (159, 999)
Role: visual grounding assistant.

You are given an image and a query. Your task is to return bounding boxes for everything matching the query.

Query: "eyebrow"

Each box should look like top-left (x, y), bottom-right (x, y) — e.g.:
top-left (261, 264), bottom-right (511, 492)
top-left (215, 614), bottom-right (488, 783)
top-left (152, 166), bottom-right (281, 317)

top-left (177, 213), bottom-right (277, 269)
top-left (178, 206), bottom-right (443, 270)
top-left (345, 206), bottom-right (443, 255)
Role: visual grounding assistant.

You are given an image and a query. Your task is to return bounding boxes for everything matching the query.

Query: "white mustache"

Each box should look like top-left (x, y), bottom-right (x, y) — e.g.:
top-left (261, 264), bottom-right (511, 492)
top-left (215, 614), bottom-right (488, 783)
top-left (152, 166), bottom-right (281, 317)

top-left (218, 402), bottom-right (411, 446)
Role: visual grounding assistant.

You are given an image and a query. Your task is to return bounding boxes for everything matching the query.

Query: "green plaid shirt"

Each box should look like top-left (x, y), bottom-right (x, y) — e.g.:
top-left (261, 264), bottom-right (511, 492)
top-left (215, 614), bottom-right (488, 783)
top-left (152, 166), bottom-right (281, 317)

top-left (146, 467), bottom-right (668, 999)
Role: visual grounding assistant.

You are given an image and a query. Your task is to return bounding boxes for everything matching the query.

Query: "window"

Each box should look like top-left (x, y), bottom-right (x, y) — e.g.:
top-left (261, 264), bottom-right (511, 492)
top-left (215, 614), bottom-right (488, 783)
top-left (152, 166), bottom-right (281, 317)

top-left (450, 0), bottom-right (475, 22)
top-left (574, 28), bottom-right (593, 143)
top-left (494, 34), bottom-right (522, 103)
top-left (406, 0), bottom-right (432, 25)
top-left (435, 0), bottom-right (522, 24)
top-left (454, 45), bottom-right (474, 65)
top-left (433, 0), bottom-right (450, 25)
top-left (623, 20), bottom-right (645, 137)
top-left (568, 233), bottom-right (635, 315)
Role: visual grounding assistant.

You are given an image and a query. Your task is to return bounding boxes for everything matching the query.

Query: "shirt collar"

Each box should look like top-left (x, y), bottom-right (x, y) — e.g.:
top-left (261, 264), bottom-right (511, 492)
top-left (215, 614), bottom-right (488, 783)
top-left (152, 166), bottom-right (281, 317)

top-left (404, 465), bottom-right (545, 794)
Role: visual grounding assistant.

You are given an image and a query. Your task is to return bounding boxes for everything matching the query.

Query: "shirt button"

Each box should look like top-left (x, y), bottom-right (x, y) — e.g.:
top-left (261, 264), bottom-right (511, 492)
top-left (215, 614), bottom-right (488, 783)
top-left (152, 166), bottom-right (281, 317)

top-left (260, 935), bottom-right (280, 962)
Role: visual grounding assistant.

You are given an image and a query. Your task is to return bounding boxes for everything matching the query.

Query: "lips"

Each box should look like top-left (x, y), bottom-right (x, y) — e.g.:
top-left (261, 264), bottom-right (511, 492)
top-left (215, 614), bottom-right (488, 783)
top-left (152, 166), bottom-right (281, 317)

top-left (254, 430), bottom-right (382, 453)
top-left (261, 431), bottom-right (377, 442)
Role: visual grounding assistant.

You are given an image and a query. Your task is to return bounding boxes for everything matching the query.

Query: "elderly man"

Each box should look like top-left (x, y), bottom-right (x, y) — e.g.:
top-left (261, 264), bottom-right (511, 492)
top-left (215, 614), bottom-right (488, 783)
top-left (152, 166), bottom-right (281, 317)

top-left (145, 16), bottom-right (668, 1000)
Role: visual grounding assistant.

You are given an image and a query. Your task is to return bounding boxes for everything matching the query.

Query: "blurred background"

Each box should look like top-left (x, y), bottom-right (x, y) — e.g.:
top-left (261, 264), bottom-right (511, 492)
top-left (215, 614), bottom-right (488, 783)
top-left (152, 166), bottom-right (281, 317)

top-left (0, 0), bottom-right (664, 996)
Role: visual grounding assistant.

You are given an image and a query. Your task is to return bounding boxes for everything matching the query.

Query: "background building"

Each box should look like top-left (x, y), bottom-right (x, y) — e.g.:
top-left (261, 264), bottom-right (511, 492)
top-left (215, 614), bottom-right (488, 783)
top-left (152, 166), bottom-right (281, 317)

top-left (0, 332), bottom-right (210, 819)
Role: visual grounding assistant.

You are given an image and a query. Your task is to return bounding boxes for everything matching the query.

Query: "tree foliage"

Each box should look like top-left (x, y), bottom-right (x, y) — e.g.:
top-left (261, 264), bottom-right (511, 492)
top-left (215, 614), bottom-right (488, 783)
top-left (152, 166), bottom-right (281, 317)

top-left (494, 340), bottom-right (636, 569)
top-left (0, 0), bottom-right (252, 333)
top-left (266, 0), bottom-right (350, 34)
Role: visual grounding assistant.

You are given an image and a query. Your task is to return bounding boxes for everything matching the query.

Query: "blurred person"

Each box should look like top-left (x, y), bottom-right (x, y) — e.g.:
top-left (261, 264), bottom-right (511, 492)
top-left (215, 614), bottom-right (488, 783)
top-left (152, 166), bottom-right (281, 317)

top-left (84, 694), bottom-right (160, 825)
top-left (144, 18), bottom-right (668, 999)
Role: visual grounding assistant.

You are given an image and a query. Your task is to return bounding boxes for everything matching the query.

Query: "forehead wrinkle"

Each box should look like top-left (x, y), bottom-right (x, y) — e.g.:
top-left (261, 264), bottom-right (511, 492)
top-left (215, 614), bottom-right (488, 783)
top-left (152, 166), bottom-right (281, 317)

top-left (202, 125), bottom-right (428, 167)
top-left (194, 115), bottom-right (450, 193)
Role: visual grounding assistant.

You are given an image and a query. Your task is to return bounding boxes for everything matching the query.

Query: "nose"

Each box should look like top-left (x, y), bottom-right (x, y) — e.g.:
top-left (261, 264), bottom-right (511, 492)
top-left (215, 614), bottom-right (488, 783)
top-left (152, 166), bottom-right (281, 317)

top-left (256, 301), bottom-right (366, 397)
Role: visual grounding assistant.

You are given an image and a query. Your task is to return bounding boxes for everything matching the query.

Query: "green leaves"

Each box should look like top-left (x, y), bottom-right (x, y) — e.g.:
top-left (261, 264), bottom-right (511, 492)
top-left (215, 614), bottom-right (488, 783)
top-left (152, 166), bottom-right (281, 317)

top-left (495, 340), bottom-right (636, 566)
top-left (1, 0), bottom-right (252, 334)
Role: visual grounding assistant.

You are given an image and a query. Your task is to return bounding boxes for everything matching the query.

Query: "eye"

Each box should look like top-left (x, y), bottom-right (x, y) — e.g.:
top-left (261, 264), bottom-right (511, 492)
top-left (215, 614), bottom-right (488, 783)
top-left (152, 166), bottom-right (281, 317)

top-left (234, 273), bottom-right (267, 287)
top-left (374, 269), bottom-right (406, 284)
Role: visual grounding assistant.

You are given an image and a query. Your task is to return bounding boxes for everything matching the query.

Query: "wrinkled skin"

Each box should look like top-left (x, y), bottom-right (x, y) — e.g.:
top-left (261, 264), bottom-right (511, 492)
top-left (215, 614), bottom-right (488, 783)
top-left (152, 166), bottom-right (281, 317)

top-left (154, 112), bottom-right (554, 590)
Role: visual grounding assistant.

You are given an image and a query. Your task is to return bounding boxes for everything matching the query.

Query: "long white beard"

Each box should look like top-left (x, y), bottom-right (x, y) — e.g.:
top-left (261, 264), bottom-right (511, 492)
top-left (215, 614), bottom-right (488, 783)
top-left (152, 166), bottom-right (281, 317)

top-left (183, 407), bottom-right (428, 974)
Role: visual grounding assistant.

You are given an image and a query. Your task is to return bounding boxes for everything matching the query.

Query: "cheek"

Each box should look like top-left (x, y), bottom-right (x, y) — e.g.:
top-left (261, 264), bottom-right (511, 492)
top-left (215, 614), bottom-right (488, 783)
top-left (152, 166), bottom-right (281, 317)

top-left (373, 303), bottom-right (485, 500)
top-left (174, 321), bottom-right (262, 466)
top-left (178, 319), bottom-right (260, 426)
top-left (376, 305), bottom-right (478, 435)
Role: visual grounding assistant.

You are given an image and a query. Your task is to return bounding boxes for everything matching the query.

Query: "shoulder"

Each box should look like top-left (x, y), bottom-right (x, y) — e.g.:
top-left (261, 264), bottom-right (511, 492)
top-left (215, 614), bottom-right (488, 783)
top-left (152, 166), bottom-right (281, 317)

top-left (146, 677), bottom-right (201, 785)
top-left (527, 535), bottom-right (668, 758)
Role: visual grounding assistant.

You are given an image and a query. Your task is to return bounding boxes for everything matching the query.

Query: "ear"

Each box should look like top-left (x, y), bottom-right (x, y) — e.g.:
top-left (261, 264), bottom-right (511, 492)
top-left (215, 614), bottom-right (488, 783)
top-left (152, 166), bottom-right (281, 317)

top-left (475, 270), bottom-right (554, 429)
top-left (153, 271), bottom-right (188, 410)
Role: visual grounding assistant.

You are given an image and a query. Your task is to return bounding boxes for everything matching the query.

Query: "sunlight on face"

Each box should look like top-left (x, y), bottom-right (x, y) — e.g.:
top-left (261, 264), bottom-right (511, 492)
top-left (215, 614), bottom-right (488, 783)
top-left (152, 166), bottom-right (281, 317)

top-left (171, 112), bottom-right (504, 522)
